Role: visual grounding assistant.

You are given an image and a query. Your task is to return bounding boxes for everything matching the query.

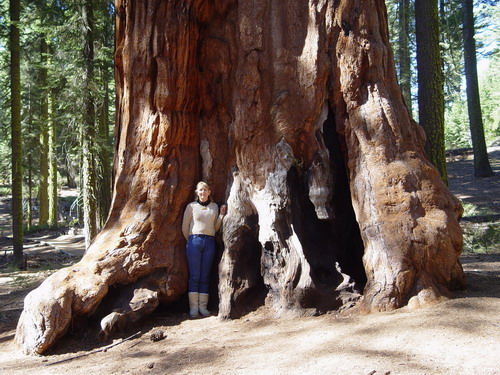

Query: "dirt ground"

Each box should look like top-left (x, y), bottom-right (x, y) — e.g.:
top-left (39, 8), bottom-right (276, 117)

top-left (0, 149), bottom-right (499, 375)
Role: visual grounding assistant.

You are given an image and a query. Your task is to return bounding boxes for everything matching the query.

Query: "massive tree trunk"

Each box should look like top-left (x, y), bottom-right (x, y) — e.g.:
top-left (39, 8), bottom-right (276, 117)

top-left (16, 0), bottom-right (465, 355)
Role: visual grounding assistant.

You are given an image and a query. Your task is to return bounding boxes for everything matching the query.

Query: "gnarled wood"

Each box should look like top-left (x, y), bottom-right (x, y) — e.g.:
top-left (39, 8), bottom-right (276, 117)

top-left (16, 0), bottom-right (465, 355)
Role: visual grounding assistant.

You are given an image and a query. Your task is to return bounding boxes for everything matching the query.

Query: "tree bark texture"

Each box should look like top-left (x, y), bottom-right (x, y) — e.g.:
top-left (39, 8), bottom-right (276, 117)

top-left (415, 0), bottom-right (448, 184)
top-left (16, 0), bottom-right (465, 355)
top-left (82, 0), bottom-right (98, 248)
top-left (97, 78), bottom-right (112, 229)
top-left (398, 0), bottom-right (412, 115)
top-left (38, 37), bottom-right (50, 226)
top-left (48, 87), bottom-right (58, 228)
top-left (27, 87), bottom-right (33, 231)
top-left (10, 0), bottom-right (23, 268)
top-left (461, 0), bottom-right (494, 177)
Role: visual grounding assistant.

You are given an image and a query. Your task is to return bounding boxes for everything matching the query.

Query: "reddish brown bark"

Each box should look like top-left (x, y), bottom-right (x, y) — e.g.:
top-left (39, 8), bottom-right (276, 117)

top-left (16, 0), bottom-right (465, 355)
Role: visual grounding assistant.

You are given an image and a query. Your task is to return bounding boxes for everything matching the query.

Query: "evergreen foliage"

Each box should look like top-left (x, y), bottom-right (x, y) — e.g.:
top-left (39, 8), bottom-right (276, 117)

top-left (480, 55), bottom-right (500, 144)
top-left (0, 0), bottom-right (114, 243)
top-left (386, 0), bottom-right (499, 151)
top-left (0, 0), bottom-right (497, 249)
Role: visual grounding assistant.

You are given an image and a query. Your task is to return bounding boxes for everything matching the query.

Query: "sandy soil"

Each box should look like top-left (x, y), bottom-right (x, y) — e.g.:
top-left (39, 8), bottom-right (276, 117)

top-left (447, 147), bottom-right (500, 215)
top-left (0, 253), bottom-right (499, 375)
top-left (0, 150), bottom-right (499, 375)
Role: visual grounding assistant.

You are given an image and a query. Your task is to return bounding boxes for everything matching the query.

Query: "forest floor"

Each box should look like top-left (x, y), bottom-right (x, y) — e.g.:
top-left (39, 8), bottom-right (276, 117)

top-left (0, 149), bottom-right (499, 375)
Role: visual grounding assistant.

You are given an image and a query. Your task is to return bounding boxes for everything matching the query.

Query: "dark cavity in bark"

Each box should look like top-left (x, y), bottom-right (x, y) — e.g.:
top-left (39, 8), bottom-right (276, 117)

top-left (221, 213), bottom-right (267, 319)
top-left (323, 107), bottom-right (367, 289)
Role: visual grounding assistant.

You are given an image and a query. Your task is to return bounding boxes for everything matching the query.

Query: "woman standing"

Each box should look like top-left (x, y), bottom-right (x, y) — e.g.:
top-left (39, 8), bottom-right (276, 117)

top-left (182, 181), bottom-right (227, 318)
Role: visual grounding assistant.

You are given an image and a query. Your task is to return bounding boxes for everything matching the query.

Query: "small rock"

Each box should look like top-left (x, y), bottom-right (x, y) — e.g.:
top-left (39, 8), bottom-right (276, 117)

top-left (150, 329), bottom-right (166, 342)
top-left (147, 362), bottom-right (155, 369)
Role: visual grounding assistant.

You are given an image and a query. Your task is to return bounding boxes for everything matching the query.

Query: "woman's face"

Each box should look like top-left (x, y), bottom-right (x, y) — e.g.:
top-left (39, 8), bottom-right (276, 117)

top-left (196, 185), bottom-right (211, 202)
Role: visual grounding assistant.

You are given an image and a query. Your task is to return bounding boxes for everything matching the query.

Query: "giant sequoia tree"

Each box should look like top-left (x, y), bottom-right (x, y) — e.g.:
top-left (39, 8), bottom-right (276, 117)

top-left (16, 0), bottom-right (465, 355)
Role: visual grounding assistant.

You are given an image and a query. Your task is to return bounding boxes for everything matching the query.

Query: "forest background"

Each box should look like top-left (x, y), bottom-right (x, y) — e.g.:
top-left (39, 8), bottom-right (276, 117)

top-left (0, 0), bottom-right (499, 262)
top-left (0, 1), bottom-right (499, 374)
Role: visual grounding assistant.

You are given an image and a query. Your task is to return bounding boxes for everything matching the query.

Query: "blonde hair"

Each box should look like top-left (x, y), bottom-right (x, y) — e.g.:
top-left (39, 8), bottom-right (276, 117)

top-left (195, 181), bottom-right (211, 192)
top-left (195, 181), bottom-right (212, 201)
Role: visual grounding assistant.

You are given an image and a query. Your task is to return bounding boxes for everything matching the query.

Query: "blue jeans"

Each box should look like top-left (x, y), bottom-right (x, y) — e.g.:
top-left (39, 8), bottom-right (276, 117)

top-left (186, 234), bottom-right (216, 294)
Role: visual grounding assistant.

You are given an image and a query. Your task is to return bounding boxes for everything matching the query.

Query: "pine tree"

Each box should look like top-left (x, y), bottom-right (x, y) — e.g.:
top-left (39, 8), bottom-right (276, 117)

top-left (97, 77), bottom-right (111, 227)
top-left (440, 0), bottom-right (465, 106)
top-left (415, 0), bottom-right (448, 183)
top-left (9, 0), bottom-right (23, 268)
top-left (48, 84), bottom-right (58, 228)
top-left (38, 36), bottom-right (49, 226)
top-left (461, 0), bottom-right (494, 177)
top-left (95, 1), bottom-right (114, 228)
top-left (26, 84), bottom-right (33, 231)
top-left (398, 0), bottom-right (413, 114)
top-left (81, 0), bottom-right (98, 247)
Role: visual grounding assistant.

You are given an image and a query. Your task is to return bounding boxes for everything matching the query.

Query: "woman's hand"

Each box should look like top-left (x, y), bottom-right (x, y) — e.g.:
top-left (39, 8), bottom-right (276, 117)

top-left (220, 204), bottom-right (227, 216)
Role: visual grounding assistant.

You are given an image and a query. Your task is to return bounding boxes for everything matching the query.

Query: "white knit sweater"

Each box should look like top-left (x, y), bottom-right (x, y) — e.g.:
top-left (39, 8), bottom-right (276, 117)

top-left (182, 201), bottom-right (223, 240)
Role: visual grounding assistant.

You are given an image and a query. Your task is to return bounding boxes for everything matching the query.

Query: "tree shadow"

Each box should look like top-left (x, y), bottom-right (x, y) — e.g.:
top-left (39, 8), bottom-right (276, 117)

top-left (447, 147), bottom-right (500, 214)
top-left (456, 253), bottom-right (500, 299)
top-left (44, 305), bottom-right (196, 356)
top-left (121, 346), bottom-right (223, 373)
top-left (0, 333), bottom-right (15, 344)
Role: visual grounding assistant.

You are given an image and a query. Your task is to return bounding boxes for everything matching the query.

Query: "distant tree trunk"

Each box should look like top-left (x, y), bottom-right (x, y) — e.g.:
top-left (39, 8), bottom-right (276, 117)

top-left (97, 77), bottom-right (112, 228)
top-left (96, 0), bottom-right (114, 229)
top-left (415, 0), bottom-right (448, 184)
top-left (398, 0), bottom-right (412, 115)
top-left (81, 0), bottom-right (98, 247)
top-left (16, 0), bottom-right (465, 355)
top-left (461, 0), bottom-right (494, 177)
top-left (27, 85), bottom-right (33, 232)
top-left (48, 86), bottom-right (58, 228)
top-left (47, 44), bottom-right (58, 228)
top-left (38, 37), bottom-right (50, 226)
top-left (10, 0), bottom-right (23, 269)
top-left (63, 151), bottom-right (77, 188)
top-left (27, 153), bottom-right (33, 231)
top-left (77, 153), bottom-right (84, 226)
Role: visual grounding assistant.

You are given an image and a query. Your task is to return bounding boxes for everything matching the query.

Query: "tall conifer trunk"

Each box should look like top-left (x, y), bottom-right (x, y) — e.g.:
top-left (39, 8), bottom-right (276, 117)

top-left (47, 42), bottom-right (58, 228)
top-left (38, 37), bottom-right (50, 225)
top-left (415, 0), bottom-right (448, 183)
top-left (16, 0), bottom-right (465, 355)
top-left (398, 0), bottom-right (412, 115)
top-left (97, 78), bottom-right (112, 228)
top-left (48, 86), bottom-right (58, 228)
top-left (81, 0), bottom-right (98, 247)
top-left (461, 0), bottom-right (493, 177)
top-left (27, 86), bottom-right (33, 232)
top-left (10, 0), bottom-right (23, 269)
